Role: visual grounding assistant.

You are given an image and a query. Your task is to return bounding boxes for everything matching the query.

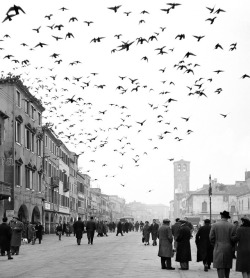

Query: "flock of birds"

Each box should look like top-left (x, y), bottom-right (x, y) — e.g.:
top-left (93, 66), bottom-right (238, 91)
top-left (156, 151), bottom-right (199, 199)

top-left (0, 2), bottom-right (249, 192)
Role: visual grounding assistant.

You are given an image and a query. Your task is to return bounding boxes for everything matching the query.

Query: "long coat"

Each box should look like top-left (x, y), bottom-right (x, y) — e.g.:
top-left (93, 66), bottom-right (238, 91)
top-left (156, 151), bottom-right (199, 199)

top-left (35, 224), bottom-right (43, 240)
top-left (231, 224), bottom-right (250, 272)
top-left (0, 223), bottom-right (12, 252)
top-left (158, 224), bottom-right (173, 258)
top-left (195, 224), bottom-right (213, 262)
top-left (117, 221), bottom-right (123, 233)
top-left (143, 224), bottom-right (151, 242)
top-left (176, 224), bottom-right (192, 262)
top-left (151, 223), bottom-right (159, 240)
top-left (10, 220), bottom-right (24, 247)
top-left (209, 219), bottom-right (234, 268)
top-left (27, 223), bottom-right (35, 240)
top-left (73, 220), bottom-right (85, 239)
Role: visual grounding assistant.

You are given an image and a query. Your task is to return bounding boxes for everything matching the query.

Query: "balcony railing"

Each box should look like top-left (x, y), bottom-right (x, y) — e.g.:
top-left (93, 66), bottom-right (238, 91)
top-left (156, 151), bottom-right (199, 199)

top-left (51, 177), bottom-right (59, 188)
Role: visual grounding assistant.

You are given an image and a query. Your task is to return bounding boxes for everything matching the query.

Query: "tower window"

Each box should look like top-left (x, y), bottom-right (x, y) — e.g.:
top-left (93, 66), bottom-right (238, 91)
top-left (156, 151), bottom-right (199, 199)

top-left (183, 164), bottom-right (186, 171)
top-left (177, 164), bottom-right (181, 171)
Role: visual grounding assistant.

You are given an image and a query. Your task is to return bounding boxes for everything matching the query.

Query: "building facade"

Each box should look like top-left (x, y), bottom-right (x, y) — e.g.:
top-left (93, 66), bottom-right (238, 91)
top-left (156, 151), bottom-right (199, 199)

top-left (0, 77), bottom-right (45, 223)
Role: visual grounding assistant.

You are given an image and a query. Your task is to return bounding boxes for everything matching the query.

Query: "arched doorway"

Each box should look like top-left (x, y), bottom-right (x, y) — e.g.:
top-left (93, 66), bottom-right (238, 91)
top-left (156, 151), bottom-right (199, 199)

top-left (18, 204), bottom-right (29, 222)
top-left (31, 206), bottom-right (40, 223)
top-left (45, 212), bottom-right (49, 234)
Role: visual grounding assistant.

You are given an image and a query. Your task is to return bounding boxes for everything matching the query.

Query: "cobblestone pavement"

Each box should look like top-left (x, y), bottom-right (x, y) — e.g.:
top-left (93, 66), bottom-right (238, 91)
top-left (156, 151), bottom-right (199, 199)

top-left (0, 232), bottom-right (241, 278)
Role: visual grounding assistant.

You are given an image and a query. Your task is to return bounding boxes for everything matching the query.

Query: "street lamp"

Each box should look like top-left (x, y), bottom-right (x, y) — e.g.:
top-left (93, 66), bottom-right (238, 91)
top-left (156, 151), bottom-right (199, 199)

top-left (208, 175), bottom-right (212, 222)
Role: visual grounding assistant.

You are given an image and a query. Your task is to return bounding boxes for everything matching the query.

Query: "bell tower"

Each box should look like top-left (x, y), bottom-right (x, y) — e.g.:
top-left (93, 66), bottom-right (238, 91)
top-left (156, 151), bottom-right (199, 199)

top-left (173, 159), bottom-right (190, 219)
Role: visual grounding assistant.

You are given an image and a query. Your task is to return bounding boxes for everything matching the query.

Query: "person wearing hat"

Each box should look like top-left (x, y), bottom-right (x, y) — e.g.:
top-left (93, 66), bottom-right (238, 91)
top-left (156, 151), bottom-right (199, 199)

top-left (9, 216), bottom-right (24, 255)
top-left (175, 219), bottom-right (192, 270)
top-left (231, 216), bottom-right (250, 278)
top-left (195, 219), bottom-right (213, 271)
top-left (157, 219), bottom-right (175, 270)
top-left (0, 217), bottom-right (13, 260)
top-left (209, 210), bottom-right (234, 278)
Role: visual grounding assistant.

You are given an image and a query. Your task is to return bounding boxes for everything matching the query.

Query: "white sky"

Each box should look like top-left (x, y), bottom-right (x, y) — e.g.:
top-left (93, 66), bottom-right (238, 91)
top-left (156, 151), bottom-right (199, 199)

top-left (1, 0), bottom-right (250, 206)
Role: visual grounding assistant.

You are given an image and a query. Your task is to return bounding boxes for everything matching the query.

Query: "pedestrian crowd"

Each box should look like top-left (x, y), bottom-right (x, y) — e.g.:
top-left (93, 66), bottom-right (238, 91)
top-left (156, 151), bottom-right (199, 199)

top-left (1, 211), bottom-right (250, 278)
top-left (140, 210), bottom-right (250, 278)
top-left (0, 216), bottom-right (43, 260)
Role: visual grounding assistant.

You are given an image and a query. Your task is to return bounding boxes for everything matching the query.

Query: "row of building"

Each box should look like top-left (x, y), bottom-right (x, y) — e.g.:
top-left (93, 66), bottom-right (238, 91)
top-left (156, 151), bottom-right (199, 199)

top-left (170, 159), bottom-right (250, 223)
top-left (0, 76), bottom-right (169, 233)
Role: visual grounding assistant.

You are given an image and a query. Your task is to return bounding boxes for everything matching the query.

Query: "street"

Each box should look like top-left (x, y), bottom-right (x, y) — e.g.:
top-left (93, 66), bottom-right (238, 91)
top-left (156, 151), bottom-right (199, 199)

top-left (0, 231), bottom-right (241, 278)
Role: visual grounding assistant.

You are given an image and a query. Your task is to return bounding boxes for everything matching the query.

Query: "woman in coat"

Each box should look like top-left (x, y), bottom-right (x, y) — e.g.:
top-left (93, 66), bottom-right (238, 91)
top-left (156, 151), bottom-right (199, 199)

top-left (158, 219), bottom-right (175, 270)
top-left (142, 221), bottom-right (151, 245)
top-left (195, 219), bottom-right (213, 271)
top-left (35, 222), bottom-right (43, 244)
top-left (231, 217), bottom-right (250, 278)
top-left (176, 220), bottom-right (192, 270)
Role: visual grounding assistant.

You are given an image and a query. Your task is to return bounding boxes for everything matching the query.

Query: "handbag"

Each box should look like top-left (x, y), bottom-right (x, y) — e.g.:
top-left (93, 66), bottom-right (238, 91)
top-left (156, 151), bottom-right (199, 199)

top-left (142, 237), bottom-right (145, 243)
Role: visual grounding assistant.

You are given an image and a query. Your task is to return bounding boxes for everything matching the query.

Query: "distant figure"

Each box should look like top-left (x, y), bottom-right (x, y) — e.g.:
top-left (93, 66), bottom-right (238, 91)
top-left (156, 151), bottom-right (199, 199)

top-left (73, 217), bottom-right (85, 245)
top-left (116, 220), bottom-right (123, 236)
top-left (176, 219), bottom-right (192, 270)
top-left (97, 221), bottom-right (104, 237)
top-left (124, 221), bottom-right (129, 233)
top-left (86, 216), bottom-right (96, 244)
top-left (184, 217), bottom-right (194, 236)
top-left (0, 217), bottom-right (13, 260)
top-left (62, 221), bottom-right (67, 236)
top-left (35, 222), bottom-right (43, 244)
top-left (56, 221), bottom-right (63, 241)
top-left (135, 221), bottom-right (139, 232)
top-left (195, 219), bottom-right (213, 271)
top-left (209, 210), bottom-right (234, 278)
top-left (232, 221), bottom-right (239, 259)
top-left (10, 216), bottom-right (24, 255)
top-left (171, 218), bottom-right (181, 251)
top-left (139, 221), bottom-right (144, 232)
top-left (150, 219), bottom-right (159, 246)
top-left (231, 216), bottom-right (250, 278)
top-left (142, 221), bottom-right (151, 246)
top-left (158, 219), bottom-right (175, 270)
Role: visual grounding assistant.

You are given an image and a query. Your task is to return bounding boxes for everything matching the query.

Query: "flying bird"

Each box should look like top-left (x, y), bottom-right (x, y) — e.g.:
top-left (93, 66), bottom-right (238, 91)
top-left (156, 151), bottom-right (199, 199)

top-left (108, 5), bottom-right (122, 13)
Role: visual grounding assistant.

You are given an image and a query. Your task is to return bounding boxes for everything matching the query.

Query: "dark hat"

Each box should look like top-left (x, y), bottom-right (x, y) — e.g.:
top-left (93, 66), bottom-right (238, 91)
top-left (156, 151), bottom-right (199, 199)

top-left (163, 219), bottom-right (170, 224)
top-left (204, 219), bottom-right (211, 224)
top-left (220, 210), bottom-right (231, 219)
top-left (241, 216), bottom-right (250, 223)
top-left (178, 219), bottom-right (187, 223)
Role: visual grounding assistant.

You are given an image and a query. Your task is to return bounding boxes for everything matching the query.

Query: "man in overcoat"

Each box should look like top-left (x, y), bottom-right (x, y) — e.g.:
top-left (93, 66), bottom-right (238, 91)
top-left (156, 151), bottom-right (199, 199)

top-left (195, 219), bottom-right (213, 271)
top-left (171, 218), bottom-right (180, 251)
top-left (116, 220), bottom-right (123, 236)
top-left (10, 216), bottom-right (24, 255)
top-left (158, 219), bottom-right (175, 270)
top-left (35, 222), bottom-right (43, 244)
top-left (0, 217), bottom-right (13, 260)
top-left (209, 210), bottom-right (234, 278)
top-left (150, 219), bottom-right (159, 246)
top-left (176, 219), bottom-right (192, 270)
top-left (86, 216), bottom-right (96, 244)
top-left (73, 217), bottom-right (85, 245)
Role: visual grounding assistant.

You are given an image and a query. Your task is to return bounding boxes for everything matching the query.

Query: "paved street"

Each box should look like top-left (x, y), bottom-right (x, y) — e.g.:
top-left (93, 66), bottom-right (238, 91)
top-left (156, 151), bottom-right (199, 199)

top-left (0, 232), bottom-right (241, 278)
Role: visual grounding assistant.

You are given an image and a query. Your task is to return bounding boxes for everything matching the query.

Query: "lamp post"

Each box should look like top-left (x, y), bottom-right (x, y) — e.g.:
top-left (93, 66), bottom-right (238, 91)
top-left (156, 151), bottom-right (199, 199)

top-left (208, 175), bottom-right (212, 222)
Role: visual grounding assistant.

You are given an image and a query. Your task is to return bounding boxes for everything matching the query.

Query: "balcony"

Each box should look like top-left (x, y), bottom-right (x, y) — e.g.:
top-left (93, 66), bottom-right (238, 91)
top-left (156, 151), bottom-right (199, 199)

top-left (0, 181), bottom-right (11, 200)
top-left (51, 177), bottom-right (59, 188)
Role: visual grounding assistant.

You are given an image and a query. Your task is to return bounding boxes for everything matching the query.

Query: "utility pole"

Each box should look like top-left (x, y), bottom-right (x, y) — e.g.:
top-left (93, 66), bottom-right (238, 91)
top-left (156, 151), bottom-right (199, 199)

top-left (208, 175), bottom-right (212, 222)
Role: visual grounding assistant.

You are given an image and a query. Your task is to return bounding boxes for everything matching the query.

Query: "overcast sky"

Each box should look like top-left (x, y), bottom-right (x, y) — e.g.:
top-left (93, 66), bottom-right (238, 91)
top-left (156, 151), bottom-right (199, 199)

top-left (1, 0), bottom-right (250, 206)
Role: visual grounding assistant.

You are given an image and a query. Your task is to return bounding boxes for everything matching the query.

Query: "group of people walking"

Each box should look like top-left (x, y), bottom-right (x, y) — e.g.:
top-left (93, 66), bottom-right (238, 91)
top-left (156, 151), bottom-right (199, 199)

top-left (141, 210), bottom-right (250, 278)
top-left (0, 216), bottom-right (43, 260)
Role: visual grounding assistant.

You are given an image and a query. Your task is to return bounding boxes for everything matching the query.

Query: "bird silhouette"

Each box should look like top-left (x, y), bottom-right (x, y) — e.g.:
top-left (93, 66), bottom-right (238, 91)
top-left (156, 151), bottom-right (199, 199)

top-left (108, 5), bottom-right (122, 13)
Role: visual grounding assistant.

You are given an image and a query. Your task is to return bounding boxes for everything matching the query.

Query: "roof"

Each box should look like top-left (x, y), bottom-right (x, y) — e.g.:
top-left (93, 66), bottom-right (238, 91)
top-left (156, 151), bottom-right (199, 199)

top-left (188, 183), bottom-right (249, 197)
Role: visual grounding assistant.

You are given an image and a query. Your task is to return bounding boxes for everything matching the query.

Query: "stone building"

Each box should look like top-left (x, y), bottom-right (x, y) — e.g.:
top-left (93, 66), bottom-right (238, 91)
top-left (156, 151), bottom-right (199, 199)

top-left (69, 152), bottom-right (78, 222)
top-left (173, 159), bottom-right (190, 219)
top-left (77, 172), bottom-right (91, 220)
top-left (186, 178), bottom-right (249, 223)
top-left (0, 77), bottom-right (45, 222)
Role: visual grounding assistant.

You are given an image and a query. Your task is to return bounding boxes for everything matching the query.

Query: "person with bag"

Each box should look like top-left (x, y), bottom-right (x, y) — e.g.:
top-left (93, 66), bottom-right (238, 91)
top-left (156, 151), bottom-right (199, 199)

top-left (56, 221), bottom-right (63, 241)
top-left (158, 219), bottom-right (175, 270)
